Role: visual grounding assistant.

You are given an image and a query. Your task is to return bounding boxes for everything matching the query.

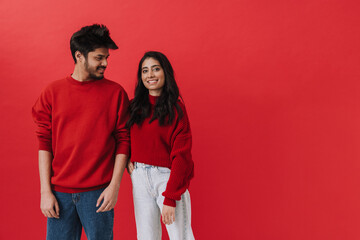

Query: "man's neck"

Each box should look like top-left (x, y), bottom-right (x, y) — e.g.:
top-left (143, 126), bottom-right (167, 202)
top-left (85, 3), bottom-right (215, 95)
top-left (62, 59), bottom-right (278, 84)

top-left (72, 66), bottom-right (92, 82)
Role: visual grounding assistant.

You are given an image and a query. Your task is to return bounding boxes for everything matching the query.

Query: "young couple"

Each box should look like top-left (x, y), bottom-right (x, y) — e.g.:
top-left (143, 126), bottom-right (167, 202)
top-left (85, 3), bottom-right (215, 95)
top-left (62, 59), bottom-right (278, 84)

top-left (32, 24), bottom-right (195, 240)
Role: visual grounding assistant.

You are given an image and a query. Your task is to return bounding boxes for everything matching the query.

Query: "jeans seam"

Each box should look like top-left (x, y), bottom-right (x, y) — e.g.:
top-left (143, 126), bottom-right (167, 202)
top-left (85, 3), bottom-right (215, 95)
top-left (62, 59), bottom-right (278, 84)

top-left (72, 193), bottom-right (80, 204)
top-left (183, 196), bottom-right (187, 240)
top-left (145, 168), bottom-right (157, 198)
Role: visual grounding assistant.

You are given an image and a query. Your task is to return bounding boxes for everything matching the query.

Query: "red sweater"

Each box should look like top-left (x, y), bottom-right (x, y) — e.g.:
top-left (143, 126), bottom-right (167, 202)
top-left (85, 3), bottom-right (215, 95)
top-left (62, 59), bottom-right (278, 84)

top-left (130, 95), bottom-right (194, 207)
top-left (32, 76), bottom-right (130, 193)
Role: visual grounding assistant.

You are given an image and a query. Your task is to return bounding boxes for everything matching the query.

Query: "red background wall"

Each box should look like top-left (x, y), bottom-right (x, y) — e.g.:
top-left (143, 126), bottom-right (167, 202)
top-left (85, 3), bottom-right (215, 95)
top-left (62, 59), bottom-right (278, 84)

top-left (1, 0), bottom-right (360, 239)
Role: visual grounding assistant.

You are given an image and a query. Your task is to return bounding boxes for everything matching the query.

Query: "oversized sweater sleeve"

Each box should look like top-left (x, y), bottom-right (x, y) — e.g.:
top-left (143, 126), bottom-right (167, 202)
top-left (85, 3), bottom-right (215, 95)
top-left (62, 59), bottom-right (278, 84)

top-left (162, 104), bottom-right (194, 207)
top-left (114, 88), bottom-right (130, 156)
top-left (32, 87), bottom-right (53, 152)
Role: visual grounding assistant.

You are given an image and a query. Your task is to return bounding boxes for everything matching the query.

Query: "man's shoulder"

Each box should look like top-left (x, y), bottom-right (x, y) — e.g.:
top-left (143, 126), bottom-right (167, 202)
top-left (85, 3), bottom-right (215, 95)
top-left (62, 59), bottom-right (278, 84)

top-left (102, 78), bottom-right (122, 86)
top-left (101, 78), bottom-right (127, 92)
top-left (42, 77), bottom-right (68, 92)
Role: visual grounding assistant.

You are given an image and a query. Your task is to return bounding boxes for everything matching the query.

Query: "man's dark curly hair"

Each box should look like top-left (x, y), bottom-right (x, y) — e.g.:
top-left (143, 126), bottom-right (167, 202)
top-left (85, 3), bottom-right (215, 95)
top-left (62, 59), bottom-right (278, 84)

top-left (70, 24), bottom-right (118, 63)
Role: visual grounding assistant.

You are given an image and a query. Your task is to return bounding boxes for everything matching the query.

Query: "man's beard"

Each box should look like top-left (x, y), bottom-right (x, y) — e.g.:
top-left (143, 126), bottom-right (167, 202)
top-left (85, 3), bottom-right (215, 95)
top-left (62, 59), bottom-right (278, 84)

top-left (85, 60), bottom-right (105, 80)
top-left (89, 69), bottom-right (105, 80)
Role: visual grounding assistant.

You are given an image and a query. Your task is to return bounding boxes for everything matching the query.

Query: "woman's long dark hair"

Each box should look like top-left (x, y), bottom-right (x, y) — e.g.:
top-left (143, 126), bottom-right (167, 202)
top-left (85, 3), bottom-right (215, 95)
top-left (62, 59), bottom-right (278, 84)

top-left (126, 51), bottom-right (183, 127)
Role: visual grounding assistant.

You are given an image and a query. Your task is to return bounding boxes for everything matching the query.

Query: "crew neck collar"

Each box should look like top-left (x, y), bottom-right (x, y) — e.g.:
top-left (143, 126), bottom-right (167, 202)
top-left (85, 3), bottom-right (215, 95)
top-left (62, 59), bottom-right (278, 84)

top-left (149, 94), bottom-right (159, 105)
top-left (67, 75), bottom-right (102, 85)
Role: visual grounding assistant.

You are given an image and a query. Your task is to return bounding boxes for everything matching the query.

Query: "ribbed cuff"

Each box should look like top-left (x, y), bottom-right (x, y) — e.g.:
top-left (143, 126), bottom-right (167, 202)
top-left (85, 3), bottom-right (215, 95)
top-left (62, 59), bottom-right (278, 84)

top-left (116, 143), bottom-right (130, 156)
top-left (163, 197), bottom-right (176, 207)
top-left (39, 142), bottom-right (52, 152)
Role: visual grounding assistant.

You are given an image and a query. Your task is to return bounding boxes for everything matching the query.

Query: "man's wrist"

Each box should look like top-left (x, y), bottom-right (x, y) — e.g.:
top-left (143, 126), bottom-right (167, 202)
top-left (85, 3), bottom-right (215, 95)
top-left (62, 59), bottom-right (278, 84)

top-left (108, 181), bottom-right (120, 189)
top-left (41, 190), bottom-right (53, 194)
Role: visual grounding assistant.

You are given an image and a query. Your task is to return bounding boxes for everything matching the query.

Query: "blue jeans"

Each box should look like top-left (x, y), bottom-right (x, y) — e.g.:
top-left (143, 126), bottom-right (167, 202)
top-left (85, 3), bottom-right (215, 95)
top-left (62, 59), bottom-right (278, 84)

top-left (46, 188), bottom-right (114, 240)
top-left (131, 162), bottom-right (195, 240)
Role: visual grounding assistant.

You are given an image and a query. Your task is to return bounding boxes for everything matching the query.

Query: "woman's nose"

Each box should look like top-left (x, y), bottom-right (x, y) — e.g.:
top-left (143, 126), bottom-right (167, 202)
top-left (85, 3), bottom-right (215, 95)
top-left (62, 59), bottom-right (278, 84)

top-left (148, 70), bottom-right (154, 77)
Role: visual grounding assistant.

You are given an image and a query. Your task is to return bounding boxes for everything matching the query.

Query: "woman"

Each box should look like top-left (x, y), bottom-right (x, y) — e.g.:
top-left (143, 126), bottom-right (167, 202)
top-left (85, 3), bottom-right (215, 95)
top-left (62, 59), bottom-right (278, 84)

top-left (127, 51), bottom-right (195, 240)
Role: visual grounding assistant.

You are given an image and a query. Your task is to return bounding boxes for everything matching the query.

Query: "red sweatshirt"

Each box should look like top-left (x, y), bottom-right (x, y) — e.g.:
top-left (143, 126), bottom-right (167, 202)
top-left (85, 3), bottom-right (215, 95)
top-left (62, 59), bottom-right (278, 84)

top-left (32, 76), bottom-right (130, 193)
top-left (130, 95), bottom-right (194, 207)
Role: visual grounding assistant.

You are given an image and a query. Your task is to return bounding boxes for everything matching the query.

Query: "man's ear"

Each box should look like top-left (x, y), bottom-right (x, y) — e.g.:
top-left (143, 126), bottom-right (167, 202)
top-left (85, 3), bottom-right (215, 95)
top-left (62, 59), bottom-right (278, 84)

top-left (75, 51), bottom-right (84, 63)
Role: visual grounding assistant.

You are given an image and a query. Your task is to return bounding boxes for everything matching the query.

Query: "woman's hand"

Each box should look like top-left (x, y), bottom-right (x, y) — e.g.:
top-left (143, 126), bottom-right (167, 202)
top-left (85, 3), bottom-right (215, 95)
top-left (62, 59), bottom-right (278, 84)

top-left (162, 205), bottom-right (175, 225)
top-left (127, 161), bottom-right (134, 175)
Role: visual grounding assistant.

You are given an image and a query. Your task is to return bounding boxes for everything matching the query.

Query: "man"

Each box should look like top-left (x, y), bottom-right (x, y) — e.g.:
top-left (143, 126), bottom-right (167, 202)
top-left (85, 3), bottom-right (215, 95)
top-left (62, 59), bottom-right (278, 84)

top-left (32, 24), bottom-right (129, 240)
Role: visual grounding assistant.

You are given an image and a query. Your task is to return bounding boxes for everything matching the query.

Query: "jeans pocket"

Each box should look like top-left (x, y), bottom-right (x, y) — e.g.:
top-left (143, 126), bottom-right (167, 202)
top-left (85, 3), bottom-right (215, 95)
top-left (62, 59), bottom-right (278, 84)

top-left (157, 167), bottom-right (171, 174)
top-left (130, 167), bottom-right (136, 177)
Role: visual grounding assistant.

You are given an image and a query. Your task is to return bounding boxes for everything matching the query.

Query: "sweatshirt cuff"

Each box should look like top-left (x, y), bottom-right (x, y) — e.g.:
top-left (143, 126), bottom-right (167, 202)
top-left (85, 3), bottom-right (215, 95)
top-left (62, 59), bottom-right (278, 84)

top-left (163, 197), bottom-right (176, 207)
top-left (39, 142), bottom-right (52, 152)
top-left (116, 143), bottom-right (130, 156)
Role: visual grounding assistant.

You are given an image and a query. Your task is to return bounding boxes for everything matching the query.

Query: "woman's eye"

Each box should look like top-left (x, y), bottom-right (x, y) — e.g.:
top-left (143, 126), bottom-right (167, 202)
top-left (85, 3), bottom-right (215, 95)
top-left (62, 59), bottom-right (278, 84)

top-left (142, 70), bottom-right (148, 73)
top-left (154, 67), bottom-right (161, 71)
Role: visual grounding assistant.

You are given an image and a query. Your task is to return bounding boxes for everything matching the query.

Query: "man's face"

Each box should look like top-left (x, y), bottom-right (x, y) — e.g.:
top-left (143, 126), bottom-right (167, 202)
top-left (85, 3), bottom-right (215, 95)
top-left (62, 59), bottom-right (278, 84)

top-left (84, 47), bottom-right (109, 80)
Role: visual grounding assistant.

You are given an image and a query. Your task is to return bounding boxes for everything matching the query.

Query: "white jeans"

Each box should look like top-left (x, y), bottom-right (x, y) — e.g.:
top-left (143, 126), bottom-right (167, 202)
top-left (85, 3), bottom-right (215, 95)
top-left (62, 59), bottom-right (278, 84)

top-left (131, 162), bottom-right (195, 240)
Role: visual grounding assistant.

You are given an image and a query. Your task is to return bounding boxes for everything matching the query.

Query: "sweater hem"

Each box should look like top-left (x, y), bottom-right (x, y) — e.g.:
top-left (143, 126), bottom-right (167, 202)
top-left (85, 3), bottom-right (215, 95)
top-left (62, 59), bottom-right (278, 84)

top-left (131, 159), bottom-right (172, 169)
top-left (52, 183), bottom-right (109, 193)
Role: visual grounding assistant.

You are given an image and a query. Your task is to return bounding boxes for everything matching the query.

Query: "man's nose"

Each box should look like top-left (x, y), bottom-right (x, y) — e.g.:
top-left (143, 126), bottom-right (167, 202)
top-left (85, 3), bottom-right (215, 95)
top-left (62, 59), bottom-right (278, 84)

top-left (101, 59), bottom-right (108, 67)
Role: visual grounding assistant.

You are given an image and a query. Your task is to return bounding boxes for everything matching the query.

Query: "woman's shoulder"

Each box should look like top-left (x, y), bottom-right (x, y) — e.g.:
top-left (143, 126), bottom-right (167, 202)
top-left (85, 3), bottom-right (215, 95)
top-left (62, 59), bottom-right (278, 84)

top-left (175, 98), bottom-right (190, 120)
top-left (176, 97), bottom-right (186, 109)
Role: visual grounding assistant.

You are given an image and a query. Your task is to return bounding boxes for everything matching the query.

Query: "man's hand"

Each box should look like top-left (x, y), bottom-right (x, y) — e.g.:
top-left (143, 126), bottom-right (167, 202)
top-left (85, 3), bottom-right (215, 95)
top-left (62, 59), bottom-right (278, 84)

top-left (41, 191), bottom-right (59, 218)
top-left (162, 205), bottom-right (175, 225)
top-left (96, 184), bottom-right (119, 213)
top-left (39, 151), bottom-right (58, 218)
top-left (96, 153), bottom-right (127, 213)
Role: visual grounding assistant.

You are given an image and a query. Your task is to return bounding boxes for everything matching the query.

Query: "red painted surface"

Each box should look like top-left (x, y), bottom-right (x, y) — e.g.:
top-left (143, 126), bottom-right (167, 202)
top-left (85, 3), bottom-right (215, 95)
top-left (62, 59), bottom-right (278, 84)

top-left (0, 0), bottom-right (359, 239)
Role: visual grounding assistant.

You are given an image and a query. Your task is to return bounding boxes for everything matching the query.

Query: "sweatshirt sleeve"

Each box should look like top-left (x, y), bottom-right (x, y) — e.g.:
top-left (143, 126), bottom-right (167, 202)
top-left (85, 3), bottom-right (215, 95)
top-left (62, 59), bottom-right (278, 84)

top-left (114, 88), bottom-right (130, 156)
top-left (162, 103), bottom-right (194, 207)
top-left (32, 88), bottom-right (53, 152)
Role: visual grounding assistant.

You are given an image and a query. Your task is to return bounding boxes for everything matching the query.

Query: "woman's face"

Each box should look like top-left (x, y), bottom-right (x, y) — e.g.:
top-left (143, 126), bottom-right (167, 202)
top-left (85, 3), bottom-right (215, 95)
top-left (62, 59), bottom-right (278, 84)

top-left (141, 57), bottom-right (165, 96)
